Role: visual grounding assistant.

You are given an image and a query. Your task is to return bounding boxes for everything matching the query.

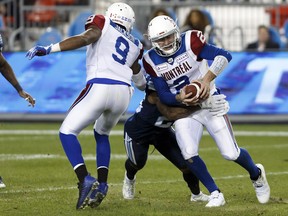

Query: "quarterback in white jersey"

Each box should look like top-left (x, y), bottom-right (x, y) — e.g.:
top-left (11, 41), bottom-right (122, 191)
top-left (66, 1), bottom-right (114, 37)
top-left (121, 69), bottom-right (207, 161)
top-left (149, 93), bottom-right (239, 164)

top-left (26, 2), bottom-right (146, 210)
top-left (144, 15), bottom-right (270, 207)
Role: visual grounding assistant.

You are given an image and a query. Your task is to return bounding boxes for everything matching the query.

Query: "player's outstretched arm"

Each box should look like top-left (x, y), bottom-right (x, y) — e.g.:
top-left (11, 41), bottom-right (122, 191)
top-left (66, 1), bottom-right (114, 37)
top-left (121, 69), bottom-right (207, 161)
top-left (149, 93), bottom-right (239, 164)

top-left (148, 91), bottom-right (199, 121)
top-left (26, 26), bottom-right (101, 60)
top-left (0, 53), bottom-right (35, 106)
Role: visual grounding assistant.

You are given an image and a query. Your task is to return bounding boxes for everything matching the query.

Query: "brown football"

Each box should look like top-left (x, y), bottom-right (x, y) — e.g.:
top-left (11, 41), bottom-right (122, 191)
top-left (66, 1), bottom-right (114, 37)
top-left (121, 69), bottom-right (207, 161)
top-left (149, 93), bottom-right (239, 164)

top-left (184, 81), bottom-right (201, 98)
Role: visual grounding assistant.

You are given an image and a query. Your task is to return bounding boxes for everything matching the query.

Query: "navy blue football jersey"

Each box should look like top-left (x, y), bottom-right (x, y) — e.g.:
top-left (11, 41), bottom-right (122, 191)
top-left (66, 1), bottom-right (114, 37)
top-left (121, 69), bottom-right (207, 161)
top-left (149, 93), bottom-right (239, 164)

top-left (124, 92), bottom-right (174, 142)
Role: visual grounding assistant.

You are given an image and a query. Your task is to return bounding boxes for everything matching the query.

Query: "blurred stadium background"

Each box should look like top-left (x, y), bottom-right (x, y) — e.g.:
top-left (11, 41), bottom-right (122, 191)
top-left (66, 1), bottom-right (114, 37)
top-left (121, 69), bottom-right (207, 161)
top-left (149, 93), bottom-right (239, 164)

top-left (0, 0), bottom-right (288, 123)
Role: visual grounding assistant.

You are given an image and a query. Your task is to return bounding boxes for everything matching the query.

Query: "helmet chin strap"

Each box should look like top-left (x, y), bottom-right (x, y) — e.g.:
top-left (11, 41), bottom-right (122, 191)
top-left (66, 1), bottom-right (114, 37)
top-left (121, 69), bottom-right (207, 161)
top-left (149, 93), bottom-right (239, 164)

top-left (162, 47), bottom-right (176, 55)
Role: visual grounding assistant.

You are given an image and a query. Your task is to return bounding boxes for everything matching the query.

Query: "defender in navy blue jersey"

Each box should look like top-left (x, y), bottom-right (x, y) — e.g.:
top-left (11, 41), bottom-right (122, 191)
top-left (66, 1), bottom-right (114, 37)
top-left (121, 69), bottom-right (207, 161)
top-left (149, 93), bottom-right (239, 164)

top-left (122, 76), bottom-right (228, 202)
top-left (143, 15), bottom-right (270, 206)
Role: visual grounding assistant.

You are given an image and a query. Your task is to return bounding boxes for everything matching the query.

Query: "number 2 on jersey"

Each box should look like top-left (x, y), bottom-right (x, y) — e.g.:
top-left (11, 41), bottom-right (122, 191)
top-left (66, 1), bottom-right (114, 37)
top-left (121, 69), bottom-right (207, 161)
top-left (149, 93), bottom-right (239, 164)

top-left (112, 36), bottom-right (130, 65)
top-left (174, 76), bottom-right (190, 93)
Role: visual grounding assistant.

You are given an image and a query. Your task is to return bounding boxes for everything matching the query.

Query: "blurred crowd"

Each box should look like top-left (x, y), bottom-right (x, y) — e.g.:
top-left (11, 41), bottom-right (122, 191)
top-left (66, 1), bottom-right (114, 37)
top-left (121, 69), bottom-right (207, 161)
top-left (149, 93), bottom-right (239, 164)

top-left (140, 7), bottom-right (287, 51)
top-left (0, 0), bottom-right (287, 51)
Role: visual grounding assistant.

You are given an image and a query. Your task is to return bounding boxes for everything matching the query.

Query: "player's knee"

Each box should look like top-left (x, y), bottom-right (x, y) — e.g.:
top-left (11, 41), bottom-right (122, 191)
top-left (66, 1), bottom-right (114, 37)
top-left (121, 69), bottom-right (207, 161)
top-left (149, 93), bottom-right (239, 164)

top-left (126, 158), bottom-right (145, 170)
top-left (222, 151), bottom-right (240, 161)
top-left (126, 159), bottom-right (139, 170)
top-left (94, 127), bottom-right (110, 136)
top-left (136, 159), bottom-right (146, 170)
top-left (180, 168), bottom-right (190, 174)
top-left (59, 125), bottom-right (79, 136)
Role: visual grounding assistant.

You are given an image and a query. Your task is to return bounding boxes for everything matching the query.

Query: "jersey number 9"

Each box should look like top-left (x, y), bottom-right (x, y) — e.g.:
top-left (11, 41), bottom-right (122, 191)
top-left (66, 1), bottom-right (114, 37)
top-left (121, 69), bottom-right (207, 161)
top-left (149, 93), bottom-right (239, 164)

top-left (112, 36), bottom-right (130, 65)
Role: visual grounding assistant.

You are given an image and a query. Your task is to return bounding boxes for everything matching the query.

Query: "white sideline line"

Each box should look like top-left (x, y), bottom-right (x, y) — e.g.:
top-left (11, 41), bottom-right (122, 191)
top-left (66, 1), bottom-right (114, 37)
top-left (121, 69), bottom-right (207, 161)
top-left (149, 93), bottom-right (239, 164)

top-left (1, 130), bottom-right (288, 136)
top-left (0, 171), bottom-right (287, 194)
top-left (1, 141), bottom-right (287, 161)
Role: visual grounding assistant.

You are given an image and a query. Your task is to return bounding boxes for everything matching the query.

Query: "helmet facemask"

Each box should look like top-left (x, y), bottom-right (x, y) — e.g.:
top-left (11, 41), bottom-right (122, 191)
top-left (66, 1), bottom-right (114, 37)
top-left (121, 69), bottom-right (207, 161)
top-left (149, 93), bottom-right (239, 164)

top-left (151, 31), bottom-right (180, 56)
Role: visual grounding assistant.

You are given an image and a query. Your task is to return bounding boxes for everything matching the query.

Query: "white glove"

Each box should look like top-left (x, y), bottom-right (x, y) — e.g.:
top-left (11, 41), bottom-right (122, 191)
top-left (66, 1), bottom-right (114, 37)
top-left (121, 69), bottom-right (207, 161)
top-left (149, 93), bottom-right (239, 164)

top-left (199, 97), bottom-right (213, 109)
top-left (209, 94), bottom-right (230, 117)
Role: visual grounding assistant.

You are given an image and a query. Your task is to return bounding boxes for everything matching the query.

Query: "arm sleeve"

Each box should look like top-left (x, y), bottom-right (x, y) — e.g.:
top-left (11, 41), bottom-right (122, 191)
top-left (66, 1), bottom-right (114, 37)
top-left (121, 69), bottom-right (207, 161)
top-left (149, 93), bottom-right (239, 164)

top-left (151, 76), bottom-right (181, 106)
top-left (199, 43), bottom-right (232, 62)
top-left (143, 57), bottom-right (181, 106)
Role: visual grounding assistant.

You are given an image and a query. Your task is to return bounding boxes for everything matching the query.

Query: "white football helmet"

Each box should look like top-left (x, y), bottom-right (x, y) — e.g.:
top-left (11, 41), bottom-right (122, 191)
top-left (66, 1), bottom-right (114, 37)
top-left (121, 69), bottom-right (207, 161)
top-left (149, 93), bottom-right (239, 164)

top-left (148, 15), bottom-right (181, 56)
top-left (105, 2), bottom-right (135, 33)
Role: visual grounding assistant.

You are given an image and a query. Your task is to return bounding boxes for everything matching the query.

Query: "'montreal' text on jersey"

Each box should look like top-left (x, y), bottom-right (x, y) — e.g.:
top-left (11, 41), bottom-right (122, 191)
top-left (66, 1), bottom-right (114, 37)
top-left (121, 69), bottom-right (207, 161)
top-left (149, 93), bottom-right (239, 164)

top-left (161, 61), bottom-right (192, 81)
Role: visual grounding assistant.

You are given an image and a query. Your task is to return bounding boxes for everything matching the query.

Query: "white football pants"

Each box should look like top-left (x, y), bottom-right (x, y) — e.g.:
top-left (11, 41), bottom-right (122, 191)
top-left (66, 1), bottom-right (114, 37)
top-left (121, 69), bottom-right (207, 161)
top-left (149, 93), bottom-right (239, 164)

top-left (174, 109), bottom-right (240, 160)
top-left (60, 83), bottom-right (133, 136)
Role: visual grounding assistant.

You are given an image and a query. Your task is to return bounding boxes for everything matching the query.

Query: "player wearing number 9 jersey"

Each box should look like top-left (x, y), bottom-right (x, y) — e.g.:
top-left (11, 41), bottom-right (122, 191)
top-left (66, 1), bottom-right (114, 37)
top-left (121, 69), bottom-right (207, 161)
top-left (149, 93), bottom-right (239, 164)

top-left (26, 2), bottom-right (146, 210)
top-left (144, 15), bottom-right (270, 207)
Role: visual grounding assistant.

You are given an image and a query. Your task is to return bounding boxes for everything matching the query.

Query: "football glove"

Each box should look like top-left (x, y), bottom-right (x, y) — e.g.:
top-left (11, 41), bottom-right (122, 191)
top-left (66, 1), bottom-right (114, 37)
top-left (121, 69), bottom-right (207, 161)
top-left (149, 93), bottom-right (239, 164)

top-left (209, 94), bottom-right (230, 117)
top-left (26, 45), bottom-right (52, 60)
top-left (200, 94), bottom-right (230, 117)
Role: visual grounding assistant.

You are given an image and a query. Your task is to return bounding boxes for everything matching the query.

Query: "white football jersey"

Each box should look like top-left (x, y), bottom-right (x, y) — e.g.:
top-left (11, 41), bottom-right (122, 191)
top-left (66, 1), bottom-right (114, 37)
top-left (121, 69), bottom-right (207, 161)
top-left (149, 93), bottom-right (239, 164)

top-left (84, 15), bottom-right (143, 84)
top-left (143, 30), bottom-right (216, 94)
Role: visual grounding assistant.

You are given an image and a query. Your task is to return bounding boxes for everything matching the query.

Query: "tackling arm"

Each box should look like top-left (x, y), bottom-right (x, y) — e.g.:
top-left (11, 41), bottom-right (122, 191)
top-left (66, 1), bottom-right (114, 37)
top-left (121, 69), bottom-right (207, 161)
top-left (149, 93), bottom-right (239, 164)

top-left (148, 91), bottom-right (200, 121)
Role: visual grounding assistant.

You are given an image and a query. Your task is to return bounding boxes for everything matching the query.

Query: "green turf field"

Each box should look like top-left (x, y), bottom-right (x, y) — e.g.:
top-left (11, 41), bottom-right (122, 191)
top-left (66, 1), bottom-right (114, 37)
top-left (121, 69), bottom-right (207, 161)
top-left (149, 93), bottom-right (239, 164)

top-left (0, 122), bottom-right (287, 216)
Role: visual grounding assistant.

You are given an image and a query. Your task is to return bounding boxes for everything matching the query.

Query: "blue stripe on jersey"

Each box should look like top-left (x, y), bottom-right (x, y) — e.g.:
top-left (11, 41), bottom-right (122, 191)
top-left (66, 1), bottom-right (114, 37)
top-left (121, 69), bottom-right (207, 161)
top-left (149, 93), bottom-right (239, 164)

top-left (109, 19), bottom-right (139, 46)
top-left (87, 78), bottom-right (130, 86)
top-left (151, 76), bottom-right (181, 106)
top-left (148, 34), bottom-right (187, 65)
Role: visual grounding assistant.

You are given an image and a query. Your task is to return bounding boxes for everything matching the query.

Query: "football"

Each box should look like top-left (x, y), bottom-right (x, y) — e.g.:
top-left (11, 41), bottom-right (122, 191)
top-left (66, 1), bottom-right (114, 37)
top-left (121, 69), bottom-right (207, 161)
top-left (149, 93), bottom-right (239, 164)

top-left (184, 81), bottom-right (201, 98)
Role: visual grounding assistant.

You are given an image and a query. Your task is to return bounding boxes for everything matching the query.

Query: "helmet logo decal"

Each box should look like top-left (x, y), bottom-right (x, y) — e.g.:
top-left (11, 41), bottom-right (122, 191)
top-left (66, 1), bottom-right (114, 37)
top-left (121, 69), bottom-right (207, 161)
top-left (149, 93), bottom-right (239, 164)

top-left (168, 58), bottom-right (173, 64)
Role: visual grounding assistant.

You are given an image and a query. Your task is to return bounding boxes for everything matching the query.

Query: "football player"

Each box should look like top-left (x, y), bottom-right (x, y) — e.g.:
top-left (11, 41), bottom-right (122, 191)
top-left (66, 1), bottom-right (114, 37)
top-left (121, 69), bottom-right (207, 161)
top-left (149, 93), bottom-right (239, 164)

top-left (143, 15), bottom-right (270, 206)
top-left (0, 33), bottom-right (35, 189)
top-left (26, 2), bottom-right (146, 209)
top-left (122, 75), bottom-right (228, 203)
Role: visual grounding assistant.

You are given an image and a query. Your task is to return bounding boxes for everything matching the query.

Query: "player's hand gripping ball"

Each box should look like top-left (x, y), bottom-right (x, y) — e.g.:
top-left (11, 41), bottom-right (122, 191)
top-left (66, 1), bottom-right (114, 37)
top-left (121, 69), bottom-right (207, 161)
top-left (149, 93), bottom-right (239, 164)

top-left (184, 81), bottom-right (202, 98)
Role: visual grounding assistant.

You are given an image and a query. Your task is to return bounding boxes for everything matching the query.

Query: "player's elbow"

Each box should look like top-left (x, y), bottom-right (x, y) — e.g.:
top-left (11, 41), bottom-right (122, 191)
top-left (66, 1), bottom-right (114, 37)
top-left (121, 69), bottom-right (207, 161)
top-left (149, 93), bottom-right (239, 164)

top-left (222, 50), bottom-right (232, 62)
top-left (218, 49), bottom-right (232, 63)
top-left (159, 96), bottom-right (174, 106)
top-left (81, 35), bottom-right (95, 45)
top-left (226, 52), bottom-right (232, 62)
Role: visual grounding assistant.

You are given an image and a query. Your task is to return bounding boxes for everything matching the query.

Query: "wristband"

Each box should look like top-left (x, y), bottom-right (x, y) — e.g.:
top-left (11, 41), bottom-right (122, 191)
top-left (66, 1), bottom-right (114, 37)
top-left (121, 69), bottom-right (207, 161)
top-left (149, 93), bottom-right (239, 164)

top-left (209, 55), bottom-right (228, 76)
top-left (132, 68), bottom-right (146, 90)
top-left (50, 43), bottom-right (61, 53)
